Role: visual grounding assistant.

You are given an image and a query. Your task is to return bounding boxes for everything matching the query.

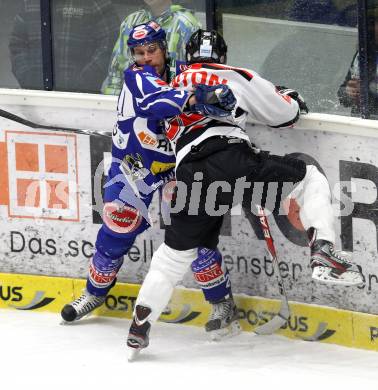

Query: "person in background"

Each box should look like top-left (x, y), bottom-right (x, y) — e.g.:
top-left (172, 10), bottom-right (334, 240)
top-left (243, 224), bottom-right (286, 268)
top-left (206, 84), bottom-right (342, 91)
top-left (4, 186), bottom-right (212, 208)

top-left (101, 0), bottom-right (201, 95)
top-left (338, 18), bottom-right (378, 116)
top-left (8, 0), bottom-right (118, 92)
top-left (288, 0), bottom-right (356, 27)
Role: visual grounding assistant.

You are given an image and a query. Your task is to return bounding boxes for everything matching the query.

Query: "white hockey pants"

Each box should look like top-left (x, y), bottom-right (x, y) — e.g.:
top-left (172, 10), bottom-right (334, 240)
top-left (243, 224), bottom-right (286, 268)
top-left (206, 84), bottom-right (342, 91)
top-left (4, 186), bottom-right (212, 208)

top-left (135, 243), bottom-right (197, 322)
top-left (288, 164), bottom-right (335, 243)
top-left (136, 165), bottom-right (335, 323)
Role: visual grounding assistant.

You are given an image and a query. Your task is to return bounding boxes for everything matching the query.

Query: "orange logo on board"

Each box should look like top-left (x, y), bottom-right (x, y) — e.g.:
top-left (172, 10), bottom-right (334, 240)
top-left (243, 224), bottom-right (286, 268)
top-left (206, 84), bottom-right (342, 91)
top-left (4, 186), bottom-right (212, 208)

top-left (1, 130), bottom-right (80, 221)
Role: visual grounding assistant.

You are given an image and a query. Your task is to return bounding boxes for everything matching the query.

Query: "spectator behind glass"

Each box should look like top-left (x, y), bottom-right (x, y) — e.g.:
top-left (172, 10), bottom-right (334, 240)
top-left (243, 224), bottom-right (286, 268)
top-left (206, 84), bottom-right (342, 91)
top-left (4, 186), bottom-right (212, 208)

top-left (338, 20), bottom-right (378, 116)
top-left (101, 0), bottom-right (201, 95)
top-left (8, 0), bottom-right (119, 93)
top-left (288, 0), bottom-right (357, 27)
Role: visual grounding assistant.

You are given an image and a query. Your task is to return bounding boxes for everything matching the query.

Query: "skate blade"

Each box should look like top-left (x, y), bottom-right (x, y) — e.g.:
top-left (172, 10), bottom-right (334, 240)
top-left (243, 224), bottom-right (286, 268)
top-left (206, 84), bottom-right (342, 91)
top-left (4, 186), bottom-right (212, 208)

top-left (127, 346), bottom-right (142, 362)
top-left (312, 267), bottom-right (364, 287)
top-left (59, 312), bottom-right (92, 325)
top-left (208, 320), bottom-right (242, 341)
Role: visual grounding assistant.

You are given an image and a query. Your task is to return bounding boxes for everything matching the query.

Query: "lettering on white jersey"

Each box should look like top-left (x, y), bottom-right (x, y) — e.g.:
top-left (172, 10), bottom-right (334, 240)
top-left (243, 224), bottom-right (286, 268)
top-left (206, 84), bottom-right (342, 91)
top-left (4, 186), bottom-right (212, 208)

top-left (171, 69), bottom-right (228, 88)
top-left (171, 62), bottom-right (298, 129)
top-left (112, 124), bottom-right (130, 150)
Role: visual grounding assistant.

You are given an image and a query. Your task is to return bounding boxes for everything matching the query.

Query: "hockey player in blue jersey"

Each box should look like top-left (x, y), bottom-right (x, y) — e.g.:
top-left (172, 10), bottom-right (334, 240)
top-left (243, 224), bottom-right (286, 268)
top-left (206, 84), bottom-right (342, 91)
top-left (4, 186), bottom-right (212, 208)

top-left (61, 21), bottom-right (241, 339)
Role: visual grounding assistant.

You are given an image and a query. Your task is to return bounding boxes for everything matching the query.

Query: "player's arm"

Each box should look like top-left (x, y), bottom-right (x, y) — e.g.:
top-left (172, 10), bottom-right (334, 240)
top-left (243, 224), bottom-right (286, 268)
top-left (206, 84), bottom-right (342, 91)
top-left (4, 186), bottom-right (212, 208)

top-left (125, 67), bottom-right (236, 120)
top-left (238, 74), bottom-right (307, 128)
top-left (124, 66), bottom-right (191, 119)
top-left (275, 86), bottom-right (308, 114)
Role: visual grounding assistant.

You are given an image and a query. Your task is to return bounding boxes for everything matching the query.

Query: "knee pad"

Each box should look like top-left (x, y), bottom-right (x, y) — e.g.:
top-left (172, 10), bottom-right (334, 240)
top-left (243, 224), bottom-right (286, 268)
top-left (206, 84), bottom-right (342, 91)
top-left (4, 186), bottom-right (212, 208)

top-left (103, 202), bottom-right (143, 234)
top-left (136, 243), bottom-right (197, 322)
top-left (191, 248), bottom-right (231, 303)
top-left (96, 226), bottom-right (136, 259)
top-left (150, 243), bottom-right (197, 285)
top-left (297, 165), bottom-right (335, 242)
top-left (303, 165), bottom-right (330, 190)
top-left (86, 250), bottom-right (124, 296)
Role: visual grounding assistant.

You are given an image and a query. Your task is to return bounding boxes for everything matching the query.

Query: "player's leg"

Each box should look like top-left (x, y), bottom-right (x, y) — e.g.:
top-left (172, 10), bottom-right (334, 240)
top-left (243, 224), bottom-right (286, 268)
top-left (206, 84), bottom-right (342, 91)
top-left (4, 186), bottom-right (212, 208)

top-left (288, 164), bottom-right (363, 285)
top-left (197, 145), bottom-right (363, 288)
top-left (169, 158), bottom-right (242, 339)
top-left (127, 242), bottom-right (197, 356)
top-left (127, 168), bottom-right (242, 356)
top-left (160, 176), bottom-right (240, 338)
top-left (61, 177), bottom-right (151, 322)
top-left (127, 247), bottom-right (241, 352)
top-left (253, 154), bottom-right (363, 285)
top-left (191, 248), bottom-right (241, 340)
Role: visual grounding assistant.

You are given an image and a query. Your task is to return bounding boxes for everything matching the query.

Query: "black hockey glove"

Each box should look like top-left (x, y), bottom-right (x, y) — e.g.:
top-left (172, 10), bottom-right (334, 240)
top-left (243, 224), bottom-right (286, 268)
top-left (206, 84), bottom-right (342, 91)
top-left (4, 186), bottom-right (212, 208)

top-left (191, 84), bottom-right (237, 117)
top-left (277, 86), bottom-right (309, 114)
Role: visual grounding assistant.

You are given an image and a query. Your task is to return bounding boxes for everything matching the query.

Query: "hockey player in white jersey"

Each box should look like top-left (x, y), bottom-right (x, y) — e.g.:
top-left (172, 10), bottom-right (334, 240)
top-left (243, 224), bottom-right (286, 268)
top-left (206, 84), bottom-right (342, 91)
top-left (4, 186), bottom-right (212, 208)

top-left (126, 29), bottom-right (364, 358)
top-left (170, 29), bottom-right (362, 286)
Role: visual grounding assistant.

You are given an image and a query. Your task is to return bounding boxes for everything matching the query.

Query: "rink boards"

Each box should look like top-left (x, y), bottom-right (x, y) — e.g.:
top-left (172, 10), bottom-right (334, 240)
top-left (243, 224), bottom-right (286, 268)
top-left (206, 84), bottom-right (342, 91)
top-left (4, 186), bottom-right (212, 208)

top-left (2, 90), bottom-right (378, 352)
top-left (0, 272), bottom-right (378, 352)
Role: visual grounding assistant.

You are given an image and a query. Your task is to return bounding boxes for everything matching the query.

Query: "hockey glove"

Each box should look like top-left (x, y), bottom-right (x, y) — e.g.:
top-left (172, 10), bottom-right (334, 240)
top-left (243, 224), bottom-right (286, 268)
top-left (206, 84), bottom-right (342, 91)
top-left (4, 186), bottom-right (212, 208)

top-left (191, 84), bottom-right (237, 117)
top-left (277, 86), bottom-right (309, 114)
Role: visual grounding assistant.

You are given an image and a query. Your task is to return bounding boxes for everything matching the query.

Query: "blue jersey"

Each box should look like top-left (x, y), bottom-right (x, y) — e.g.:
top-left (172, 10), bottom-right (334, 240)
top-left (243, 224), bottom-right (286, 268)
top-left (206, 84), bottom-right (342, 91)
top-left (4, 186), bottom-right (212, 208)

top-left (105, 61), bottom-right (189, 223)
top-left (88, 61), bottom-right (233, 303)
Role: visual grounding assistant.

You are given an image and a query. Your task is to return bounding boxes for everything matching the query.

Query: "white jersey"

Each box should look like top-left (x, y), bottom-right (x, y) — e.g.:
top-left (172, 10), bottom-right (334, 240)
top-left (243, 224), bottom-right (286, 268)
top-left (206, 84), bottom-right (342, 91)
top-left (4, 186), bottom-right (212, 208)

top-left (167, 63), bottom-right (300, 167)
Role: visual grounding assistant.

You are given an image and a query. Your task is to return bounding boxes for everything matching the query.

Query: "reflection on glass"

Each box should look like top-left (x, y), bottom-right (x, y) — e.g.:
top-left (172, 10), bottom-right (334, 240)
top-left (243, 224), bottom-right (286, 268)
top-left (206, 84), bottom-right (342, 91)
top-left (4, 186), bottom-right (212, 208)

top-left (215, 0), bottom-right (291, 20)
top-left (337, 52), bottom-right (363, 116)
top-left (7, 0), bottom-right (43, 89)
top-left (219, 0), bottom-right (359, 116)
top-left (288, 0), bottom-right (356, 26)
top-left (8, 0), bottom-right (120, 93)
top-left (51, 0), bottom-right (119, 93)
top-left (101, 0), bottom-right (202, 96)
top-left (338, 6), bottom-right (378, 117)
top-left (367, 3), bottom-right (378, 118)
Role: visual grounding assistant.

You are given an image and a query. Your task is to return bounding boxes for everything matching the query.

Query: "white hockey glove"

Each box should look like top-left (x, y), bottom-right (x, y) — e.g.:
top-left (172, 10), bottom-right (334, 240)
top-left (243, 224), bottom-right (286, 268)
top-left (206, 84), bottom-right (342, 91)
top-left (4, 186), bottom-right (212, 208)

top-left (191, 84), bottom-right (237, 117)
top-left (277, 86), bottom-right (309, 114)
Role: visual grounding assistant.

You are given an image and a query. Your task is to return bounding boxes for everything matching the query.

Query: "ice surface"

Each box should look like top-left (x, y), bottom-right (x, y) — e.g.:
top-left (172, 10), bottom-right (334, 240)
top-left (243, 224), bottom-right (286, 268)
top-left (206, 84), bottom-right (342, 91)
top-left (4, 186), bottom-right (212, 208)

top-left (1, 309), bottom-right (377, 390)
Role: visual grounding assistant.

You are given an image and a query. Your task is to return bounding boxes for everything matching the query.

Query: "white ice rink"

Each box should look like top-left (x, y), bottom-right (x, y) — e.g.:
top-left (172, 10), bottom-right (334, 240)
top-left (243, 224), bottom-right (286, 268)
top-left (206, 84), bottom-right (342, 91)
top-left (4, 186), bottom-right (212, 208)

top-left (1, 309), bottom-right (377, 390)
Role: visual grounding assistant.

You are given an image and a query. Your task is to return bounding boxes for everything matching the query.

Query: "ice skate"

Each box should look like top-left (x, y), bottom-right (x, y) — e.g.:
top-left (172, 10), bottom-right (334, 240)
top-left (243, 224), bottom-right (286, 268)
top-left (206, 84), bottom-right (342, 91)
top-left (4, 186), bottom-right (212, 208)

top-left (127, 305), bottom-right (151, 361)
top-left (205, 296), bottom-right (241, 341)
top-left (61, 290), bottom-right (106, 323)
top-left (310, 239), bottom-right (364, 286)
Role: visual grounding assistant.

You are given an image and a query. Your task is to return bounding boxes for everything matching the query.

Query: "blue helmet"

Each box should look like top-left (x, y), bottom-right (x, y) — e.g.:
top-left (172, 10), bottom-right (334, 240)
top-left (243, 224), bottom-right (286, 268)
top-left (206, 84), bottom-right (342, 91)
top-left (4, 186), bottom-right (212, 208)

top-left (127, 21), bottom-right (167, 49)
